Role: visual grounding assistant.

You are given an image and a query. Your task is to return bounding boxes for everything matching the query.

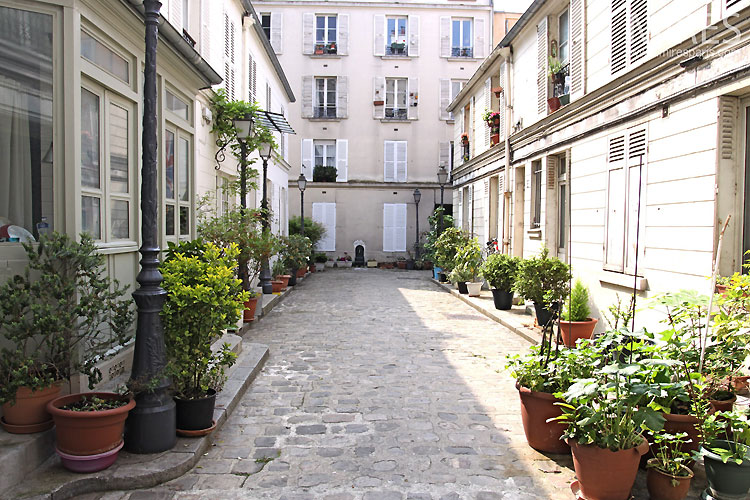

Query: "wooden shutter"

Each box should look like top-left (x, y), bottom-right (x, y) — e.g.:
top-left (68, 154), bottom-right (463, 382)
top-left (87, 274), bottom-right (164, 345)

top-left (630, 0), bottom-right (648, 64)
top-left (302, 13), bottom-right (314, 55)
top-left (301, 76), bottom-right (313, 118)
top-left (611, 0), bottom-right (627, 75)
top-left (384, 141), bottom-right (396, 181)
top-left (604, 134), bottom-right (626, 271)
top-left (200, 0), bottom-right (211, 63)
top-left (336, 76), bottom-right (348, 119)
top-left (409, 15), bottom-right (419, 57)
top-left (301, 139), bottom-right (313, 180)
top-left (537, 18), bottom-right (548, 116)
top-left (546, 155), bottom-right (557, 190)
top-left (338, 14), bottom-right (349, 55)
top-left (439, 79), bottom-right (451, 121)
top-left (336, 139), bottom-right (348, 182)
top-left (408, 78), bottom-right (418, 120)
top-left (374, 15), bottom-right (386, 56)
top-left (468, 185), bottom-right (474, 235)
top-left (456, 188), bottom-right (463, 230)
top-left (474, 17), bottom-right (485, 59)
top-left (373, 77), bottom-right (385, 119)
top-left (439, 141), bottom-right (450, 169)
top-left (252, 59), bottom-right (257, 102)
top-left (270, 12), bottom-right (283, 54)
top-left (498, 62), bottom-right (506, 139)
top-left (720, 96), bottom-right (738, 161)
top-left (383, 204), bottom-right (395, 251)
top-left (313, 203), bottom-right (335, 251)
top-left (169, 0), bottom-right (182, 31)
top-left (625, 127), bottom-right (647, 274)
top-left (440, 17), bottom-right (451, 58)
top-left (394, 204), bottom-right (407, 251)
top-left (570, 0), bottom-right (585, 100)
top-left (396, 141), bottom-right (407, 182)
top-left (484, 78), bottom-right (491, 149)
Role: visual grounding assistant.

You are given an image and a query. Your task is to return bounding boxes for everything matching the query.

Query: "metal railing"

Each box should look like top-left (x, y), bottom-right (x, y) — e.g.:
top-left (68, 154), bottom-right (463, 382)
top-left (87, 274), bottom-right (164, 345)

top-left (314, 106), bottom-right (337, 118)
top-left (385, 107), bottom-right (408, 119)
top-left (385, 43), bottom-right (408, 56)
top-left (451, 47), bottom-right (473, 58)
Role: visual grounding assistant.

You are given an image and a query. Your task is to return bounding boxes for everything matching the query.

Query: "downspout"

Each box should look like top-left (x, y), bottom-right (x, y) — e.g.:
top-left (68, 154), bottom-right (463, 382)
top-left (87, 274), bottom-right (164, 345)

top-left (503, 48), bottom-right (513, 254)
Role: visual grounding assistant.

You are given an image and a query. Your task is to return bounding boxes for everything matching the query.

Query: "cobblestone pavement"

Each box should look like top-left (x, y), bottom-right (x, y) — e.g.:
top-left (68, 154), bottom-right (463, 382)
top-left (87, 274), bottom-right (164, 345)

top-left (86, 270), bottom-right (580, 499)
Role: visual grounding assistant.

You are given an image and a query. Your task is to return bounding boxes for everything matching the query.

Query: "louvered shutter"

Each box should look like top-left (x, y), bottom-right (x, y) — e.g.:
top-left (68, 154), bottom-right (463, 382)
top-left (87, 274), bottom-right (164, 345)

top-left (338, 14), bottom-right (349, 55)
top-left (409, 15), bottom-right (419, 57)
top-left (395, 204), bottom-right (407, 251)
top-left (200, 0), bottom-right (212, 63)
top-left (570, 0), bottom-right (585, 100)
top-left (336, 139), bottom-right (348, 182)
top-left (270, 12), bottom-right (282, 54)
top-left (301, 139), bottom-right (313, 180)
top-left (439, 79), bottom-right (451, 121)
top-left (483, 179), bottom-right (490, 241)
top-left (719, 96), bottom-right (738, 161)
top-left (383, 204), bottom-right (395, 251)
top-left (537, 18), bottom-right (548, 116)
top-left (625, 128), bottom-right (647, 274)
top-left (384, 141), bottom-right (396, 181)
top-left (336, 76), bottom-right (348, 119)
top-left (484, 78), bottom-right (491, 149)
top-left (468, 185), bottom-right (474, 235)
top-left (456, 188), bottom-right (463, 230)
top-left (373, 77), bottom-right (385, 119)
top-left (604, 134), bottom-right (626, 271)
top-left (474, 17), bottom-right (485, 59)
top-left (373, 15), bottom-right (386, 56)
top-left (252, 59), bottom-right (257, 102)
top-left (498, 62), bottom-right (506, 139)
top-left (440, 17), bottom-right (451, 58)
top-left (546, 156), bottom-right (557, 190)
top-left (169, 0), bottom-right (183, 31)
top-left (301, 76), bottom-right (313, 118)
top-left (396, 141), bottom-right (407, 182)
top-left (611, 0), bottom-right (627, 75)
top-left (408, 78), bottom-right (418, 120)
top-left (248, 53), bottom-right (254, 101)
top-left (312, 203), bottom-right (335, 251)
top-left (302, 13), bottom-right (314, 55)
top-left (439, 141), bottom-right (450, 169)
top-left (630, 0), bottom-right (648, 64)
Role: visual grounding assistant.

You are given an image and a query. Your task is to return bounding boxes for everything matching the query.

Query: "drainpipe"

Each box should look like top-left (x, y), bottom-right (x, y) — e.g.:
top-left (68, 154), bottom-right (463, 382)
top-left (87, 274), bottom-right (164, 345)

top-left (502, 49), bottom-right (513, 255)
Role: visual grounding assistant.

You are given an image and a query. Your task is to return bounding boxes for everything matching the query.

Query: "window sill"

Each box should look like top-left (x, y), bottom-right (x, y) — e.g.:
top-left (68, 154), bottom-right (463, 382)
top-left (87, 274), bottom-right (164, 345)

top-left (527, 228), bottom-right (542, 239)
top-left (381, 55), bottom-right (412, 60)
top-left (309, 54), bottom-right (342, 59)
top-left (308, 117), bottom-right (343, 122)
top-left (599, 271), bottom-right (648, 291)
top-left (447, 56), bottom-right (477, 62)
top-left (379, 118), bottom-right (413, 123)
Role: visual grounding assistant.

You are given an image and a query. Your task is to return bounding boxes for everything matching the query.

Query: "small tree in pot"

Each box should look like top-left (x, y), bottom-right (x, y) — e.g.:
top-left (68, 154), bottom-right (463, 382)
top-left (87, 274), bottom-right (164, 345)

top-left (559, 280), bottom-right (598, 346)
top-left (434, 227), bottom-right (471, 275)
top-left (480, 254), bottom-right (520, 310)
top-left (514, 247), bottom-right (571, 328)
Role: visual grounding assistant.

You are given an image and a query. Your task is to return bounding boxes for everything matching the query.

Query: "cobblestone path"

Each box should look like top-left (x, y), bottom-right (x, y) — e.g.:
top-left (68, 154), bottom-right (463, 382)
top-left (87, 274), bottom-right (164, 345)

top-left (93, 270), bottom-right (579, 499)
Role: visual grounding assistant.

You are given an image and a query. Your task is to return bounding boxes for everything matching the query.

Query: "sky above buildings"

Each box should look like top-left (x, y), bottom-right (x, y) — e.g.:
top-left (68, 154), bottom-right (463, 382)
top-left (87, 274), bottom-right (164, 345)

top-left (494, 0), bottom-right (532, 13)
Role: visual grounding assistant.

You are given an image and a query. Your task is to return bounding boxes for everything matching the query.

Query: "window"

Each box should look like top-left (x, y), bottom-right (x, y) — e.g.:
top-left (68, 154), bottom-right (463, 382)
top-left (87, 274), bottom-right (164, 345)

top-left (312, 202), bottom-right (336, 251)
top-left (223, 13), bottom-right (236, 100)
top-left (450, 80), bottom-right (465, 120)
top-left (217, 177), bottom-right (230, 216)
top-left (611, 0), bottom-right (648, 75)
top-left (315, 15), bottom-right (337, 54)
top-left (313, 140), bottom-right (336, 181)
top-left (452, 19), bottom-right (473, 57)
top-left (81, 30), bottom-right (130, 84)
top-left (385, 78), bottom-right (407, 119)
top-left (164, 128), bottom-right (192, 238)
top-left (530, 160), bottom-right (542, 229)
top-left (261, 13), bottom-right (271, 41)
top-left (558, 9), bottom-right (570, 65)
top-left (166, 90), bottom-right (189, 121)
top-left (383, 204), bottom-right (407, 252)
top-left (386, 17), bottom-right (408, 55)
top-left (384, 141), bottom-right (407, 182)
top-left (314, 78), bottom-right (336, 118)
top-left (182, 0), bottom-right (189, 31)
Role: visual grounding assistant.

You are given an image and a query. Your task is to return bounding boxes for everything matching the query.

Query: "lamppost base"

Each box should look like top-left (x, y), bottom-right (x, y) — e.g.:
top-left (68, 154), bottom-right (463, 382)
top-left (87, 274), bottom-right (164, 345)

top-left (125, 393), bottom-right (176, 453)
top-left (260, 260), bottom-right (273, 294)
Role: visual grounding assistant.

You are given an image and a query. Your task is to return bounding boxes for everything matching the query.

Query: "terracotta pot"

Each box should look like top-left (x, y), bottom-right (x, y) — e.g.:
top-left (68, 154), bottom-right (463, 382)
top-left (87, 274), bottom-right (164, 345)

top-left (1, 383), bottom-right (62, 433)
top-left (423, 260), bottom-right (433, 270)
top-left (559, 318), bottom-right (598, 347)
top-left (516, 383), bottom-right (569, 453)
top-left (646, 460), bottom-right (693, 500)
top-left (296, 267), bottom-right (306, 278)
top-left (47, 392), bottom-right (135, 456)
top-left (548, 97), bottom-right (561, 112)
top-left (309, 264), bottom-right (316, 273)
top-left (735, 375), bottom-right (750, 394)
top-left (662, 412), bottom-right (702, 459)
top-left (710, 393), bottom-right (737, 412)
top-left (568, 437), bottom-right (649, 500)
top-left (243, 296), bottom-right (258, 322)
top-left (271, 280), bottom-right (284, 293)
top-left (275, 274), bottom-right (291, 290)
top-left (397, 261), bottom-right (406, 269)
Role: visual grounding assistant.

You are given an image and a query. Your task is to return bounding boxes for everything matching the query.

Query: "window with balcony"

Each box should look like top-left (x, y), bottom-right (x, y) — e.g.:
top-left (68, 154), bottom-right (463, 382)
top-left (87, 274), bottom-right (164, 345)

top-left (315, 15), bottom-right (337, 54)
top-left (552, 8), bottom-right (571, 101)
top-left (313, 140), bottom-right (337, 182)
top-left (452, 19), bottom-right (473, 58)
top-left (315, 78), bottom-right (336, 118)
top-left (386, 17), bottom-right (408, 55)
top-left (385, 78), bottom-right (408, 119)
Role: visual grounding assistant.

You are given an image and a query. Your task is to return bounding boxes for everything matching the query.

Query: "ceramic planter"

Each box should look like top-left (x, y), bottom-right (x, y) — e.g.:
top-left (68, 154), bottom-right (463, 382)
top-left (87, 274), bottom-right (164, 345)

top-left (467, 282), bottom-right (483, 297)
top-left (533, 302), bottom-right (556, 328)
top-left (1, 383), bottom-right (62, 434)
top-left (271, 280), bottom-right (284, 293)
top-left (491, 289), bottom-right (514, 310)
top-left (47, 392), bottom-right (135, 456)
top-left (275, 275), bottom-right (290, 290)
top-left (702, 440), bottom-right (750, 500)
top-left (175, 389), bottom-right (217, 433)
top-left (339, 261), bottom-right (352, 268)
top-left (568, 437), bottom-right (649, 500)
top-left (559, 318), bottom-right (598, 347)
top-left (433, 266), bottom-right (442, 280)
top-left (516, 383), bottom-right (569, 454)
top-left (243, 296), bottom-right (258, 322)
top-left (325, 260), bottom-right (335, 268)
top-left (457, 281), bottom-right (469, 294)
top-left (645, 460), bottom-right (693, 500)
top-left (316, 263), bottom-right (325, 272)
top-left (710, 393), bottom-right (737, 412)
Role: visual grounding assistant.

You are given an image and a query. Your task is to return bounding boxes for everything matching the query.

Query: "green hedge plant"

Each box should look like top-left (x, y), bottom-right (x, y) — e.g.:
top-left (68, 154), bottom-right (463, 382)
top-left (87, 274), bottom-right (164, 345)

top-left (514, 247), bottom-right (571, 307)
top-left (434, 227), bottom-right (471, 272)
top-left (280, 234), bottom-right (312, 271)
top-left (562, 279), bottom-right (591, 322)
top-left (480, 254), bottom-right (520, 291)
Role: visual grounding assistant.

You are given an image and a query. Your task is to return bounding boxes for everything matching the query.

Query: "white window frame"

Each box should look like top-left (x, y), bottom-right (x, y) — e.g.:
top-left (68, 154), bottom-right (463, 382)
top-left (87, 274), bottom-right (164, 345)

top-left (530, 160), bottom-right (543, 230)
top-left (558, 8), bottom-right (570, 66)
top-left (452, 18), bottom-right (473, 57)
top-left (386, 16), bottom-right (408, 55)
top-left (164, 126), bottom-right (193, 242)
top-left (313, 140), bottom-right (336, 181)
top-left (315, 14), bottom-right (337, 53)
top-left (260, 12), bottom-right (271, 40)
top-left (384, 140), bottom-right (407, 182)
top-left (385, 78), bottom-right (408, 119)
top-left (314, 77), bottom-right (337, 118)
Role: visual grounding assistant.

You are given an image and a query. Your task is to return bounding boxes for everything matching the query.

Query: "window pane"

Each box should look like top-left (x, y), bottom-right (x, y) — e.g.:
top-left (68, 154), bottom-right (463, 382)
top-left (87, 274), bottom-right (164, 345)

top-left (80, 31), bottom-right (129, 84)
top-left (463, 20), bottom-right (472, 48)
top-left (165, 204), bottom-right (175, 235)
top-left (178, 137), bottom-right (189, 201)
top-left (81, 195), bottom-right (101, 239)
top-left (387, 18), bottom-right (395, 44)
top-left (81, 88), bottom-right (100, 188)
top-left (110, 103), bottom-right (128, 193)
top-left (452, 20), bottom-right (460, 46)
top-left (399, 19), bottom-right (407, 36)
top-left (328, 16), bottom-right (336, 29)
top-left (165, 130), bottom-right (175, 199)
top-left (166, 90), bottom-right (189, 121)
top-left (179, 206), bottom-right (189, 235)
top-left (111, 199), bottom-right (129, 239)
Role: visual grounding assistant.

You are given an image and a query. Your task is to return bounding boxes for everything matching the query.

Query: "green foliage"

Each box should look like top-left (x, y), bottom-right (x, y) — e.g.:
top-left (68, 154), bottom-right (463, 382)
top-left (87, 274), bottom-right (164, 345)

top-left (313, 165), bottom-right (337, 182)
top-left (166, 238), bottom-right (207, 262)
top-left (603, 293), bottom-right (636, 330)
top-left (448, 265), bottom-right (474, 284)
top-left (288, 216), bottom-right (326, 254)
top-left (514, 247), bottom-right (571, 306)
top-left (548, 56), bottom-right (564, 77)
top-left (421, 207), bottom-right (455, 263)
top-left (480, 254), bottom-right (520, 291)
top-left (506, 343), bottom-right (597, 394)
top-left (647, 431), bottom-right (693, 477)
top-left (61, 395), bottom-right (128, 412)
top-left (0, 232), bottom-right (134, 404)
top-left (434, 227), bottom-right (471, 271)
top-left (314, 252), bottom-right (328, 264)
top-left (562, 279), bottom-right (591, 322)
top-left (699, 410), bottom-right (750, 464)
top-left (161, 243), bottom-right (248, 399)
top-left (271, 259), bottom-right (287, 277)
top-left (279, 234), bottom-right (312, 270)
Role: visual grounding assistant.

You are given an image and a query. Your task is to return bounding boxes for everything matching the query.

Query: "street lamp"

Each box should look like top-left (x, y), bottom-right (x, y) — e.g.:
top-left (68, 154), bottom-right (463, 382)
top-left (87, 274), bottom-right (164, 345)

top-left (126, 0), bottom-right (176, 454)
top-left (297, 173), bottom-right (307, 238)
top-left (258, 140), bottom-right (274, 295)
top-left (413, 188), bottom-right (421, 260)
top-left (231, 113), bottom-right (254, 291)
top-left (437, 164), bottom-right (449, 235)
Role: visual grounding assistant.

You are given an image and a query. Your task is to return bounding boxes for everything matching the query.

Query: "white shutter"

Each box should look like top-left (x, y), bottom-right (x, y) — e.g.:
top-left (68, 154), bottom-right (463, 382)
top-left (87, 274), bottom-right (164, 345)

top-left (537, 18), bottom-right (548, 116)
top-left (484, 78), bottom-right (491, 149)
top-left (336, 76), bottom-right (348, 119)
top-left (408, 77), bottom-right (418, 120)
top-left (312, 203), bottom-right (335, 251)
top-left (630, 0), bottom-right (648, 64)
top-left (302, 13), bottom-right (314, 55)
top-left (473, 17), bottom-right (485, 59)
top-left (200, 0), bottom-right (212, 63)
top-left (339, 14), bottom-right (349, 55)
top-left (301, 139), bottom-right (313, 180)
top-left (611, 0), bottom-right (627, 75)
top-left (384, 141), bottom-right (396, 181)
top-left (439, 141), bottom-right (450, 169)
top-left (483, 179), bottom-right (490, 243)
top-left (440, 17), bottom-right (451, 58)
top-left (270, 12), bottom-right (283, 54)
top-left (456, 189), bottom-right (463, 230)
top-left (396, 141), bottom-right (407, 182)
top-left (336, 139), bottom-right (348, 182)
top-left (604, 134), bottom-right (626, 271)
top-left (248, 53), bottom-right (254, 101)
top-left (625, 127), bottom-right (647, 274)
top-left (498, 62), bottom-right (506, 139)
top-left (546, 156), bottom-right (557, 190)
top-left (169, 0), bottom-right (183, 31)
top-left (395, 204), bottom-right (407, 252)
top-left (301, 76), bottom-right (313, 118)
top-left (570, 0), bottom-right (585, 100)
top-left (439, 78), bottom-right (451, 121)
top-left (383, 204), bottom-right (395, 252)
top-left (468, 185), bottom-right (474, 236)
top-left (409, 15), bottom-right (419, 57)
top-left (373, 15), bottom-right (386, 56)
top-left (373, 77), bottom-right (385, 119)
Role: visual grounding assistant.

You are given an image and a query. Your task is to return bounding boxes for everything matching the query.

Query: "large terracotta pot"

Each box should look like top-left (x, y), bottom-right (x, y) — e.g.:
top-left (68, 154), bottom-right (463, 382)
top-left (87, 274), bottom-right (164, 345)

top-left (1, 383), bottom-right (62, 433)
top-left (296, 267), bottom-right (306, 279)
top-left (275, 274), bottom-right (291, 290)
top-left (47, 392), bottom-right (135, 456)
top-left (662, 412), bottom-right (702, 459)
top-left (646, 460), bottom-right (693, 500)
top-left (271, 280), bottom-right (284, 293)
top-left (243, 296), bottom-right (258, 322)
top-left (309, 264), bottom-right (316, 273)
top-left (710, 393), bottom-right (736, 412)
top-left (559, 318), bottom-right (598, 347)
top-left (568, 437), bottom-right (649, 500)
top-left (516, 383), bottom-right (569, 454)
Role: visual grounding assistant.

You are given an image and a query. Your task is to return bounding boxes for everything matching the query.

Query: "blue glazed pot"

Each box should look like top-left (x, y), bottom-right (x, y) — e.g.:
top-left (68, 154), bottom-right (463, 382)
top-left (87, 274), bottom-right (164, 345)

top-left (433, 267), bottom-right (442, 280)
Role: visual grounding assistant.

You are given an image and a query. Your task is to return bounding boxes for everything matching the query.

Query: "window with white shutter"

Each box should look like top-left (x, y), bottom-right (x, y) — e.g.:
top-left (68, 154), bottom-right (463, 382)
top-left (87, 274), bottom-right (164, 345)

top-left (336, 76), bottom-right (348, 119)
top-left (302, 13), bottom-right (315, 55)
top-left (223, 12), bottom-right (236, 101)
top-left (301, 138), bottom-right (313, 180)
top-left (270, 12), bottom-right (283, 54)
top-left (336, 139), bottom-right (348, 182)
top-left (312, 202), bottom-right (336, 251)
top-left (384, 141), bottom-right (407, 182)
top-left (373, 15), bottom-right (386, 56)
top-left (473, 17), bottom-right (485, 59)
top-left (537, 18), bottom-right (548, 116)
top-left (726, 0), bottom-right (748, 16)
top-left (384, 78), bottom-right (408, 119)
top-left (248, 53), bottom-right (257, 102)
top-left (315, 15), bottom-right (338, 54)
top-left (439, 17), bottom-right (451, 58)
top-left (530, 160), bottom-right (542, 229)
top-left (373, 77), bottom-right (386, 119)
top-left (611, 0), bottom-right (648, 76)
top-left (439, 79), bottom-right (451, 121)
top-left (313, 140), bottom-right (336, 182)
top-left (314, 77), bottom-right (336, 118)
top-left (302, 76), bottom-right (313, 118)
top-left (570, 0), bottom-right (585, 99)
top-left (383, 203), bottom-right (407, 252)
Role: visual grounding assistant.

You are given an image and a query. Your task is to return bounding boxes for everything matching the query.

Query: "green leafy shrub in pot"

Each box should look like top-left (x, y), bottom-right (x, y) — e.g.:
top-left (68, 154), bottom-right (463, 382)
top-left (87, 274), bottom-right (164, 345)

top-left (421, 207), bottom-right (454, 264)
top-left (434, 227), bottom-right (472, 272)
top-left (514, 247), bottom-right (571, 308)
top-left (272, 259), bottom-right (288, 277)
top-left (480, 254), bottom-right (520, 291)
top-left (280, 234), bottom-right (312, 272)
top-left (448, 265), bottom-right (474, 284)
top-left (314, 252), bottom-right (328, 264)
top-left (561, 279), bottom-right (591, 322)
top-left (288, 216), bottom-right (326, 251)
top-left (452, 238), bottom-right (482, 281)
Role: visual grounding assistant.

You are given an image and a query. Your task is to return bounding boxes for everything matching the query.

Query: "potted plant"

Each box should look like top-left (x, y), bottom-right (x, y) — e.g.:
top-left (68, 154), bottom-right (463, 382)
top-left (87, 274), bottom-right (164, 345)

top-left (434, 227), bottom-right (471, 277)
top-left (482, 110), bottom-right (501, 128)
top-left (337, 253), bottom-right (353, 268)
top-left (397, 257), bottom-right (407, 270)
top-left (283, 235), bottom-right (312, 285)
top-left (559, 279), bottom-right (598, 346)
top-left (646, 430), bottom-right (694, 500)
top-left (449, 265), bottom-right (474, 294)
top-left (514, 247), bottom-right (571, 328)
top-left (480, 254), bottom-right (520, 310)
top-left (314, 252), bottom-right (328, 273)
top-left (460, 132), bottom-right (469, 145)
top-left (698, 409), bottom-right (750, 500)
top-left (161, 242), bottom-right (247, 435)
top-left (272, 260), bottom-right (290, 290)
top-left (1, 232), bottom-right (133, 437)
top-left (325, 256), bottom-right (335, 268)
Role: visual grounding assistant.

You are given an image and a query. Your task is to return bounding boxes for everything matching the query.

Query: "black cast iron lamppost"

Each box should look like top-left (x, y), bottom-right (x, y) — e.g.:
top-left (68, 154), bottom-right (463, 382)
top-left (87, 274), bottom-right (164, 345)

top-left (413, 188), bottom-right (421, 260)
top-left (258, 140), bottom-right (274, 294)
top-left (297, 173), bottom-right (307, 238)
top-left (126, 0), bottom-right (176, 454)
top-left (231, 114), bottom-right (254, 290)
top-left (437, 164), bottom-right (449, 235)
